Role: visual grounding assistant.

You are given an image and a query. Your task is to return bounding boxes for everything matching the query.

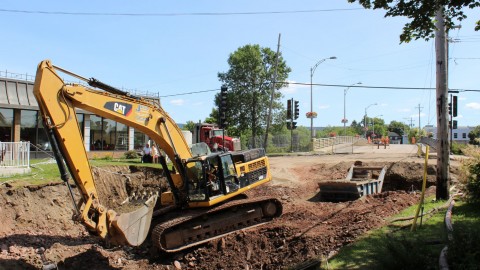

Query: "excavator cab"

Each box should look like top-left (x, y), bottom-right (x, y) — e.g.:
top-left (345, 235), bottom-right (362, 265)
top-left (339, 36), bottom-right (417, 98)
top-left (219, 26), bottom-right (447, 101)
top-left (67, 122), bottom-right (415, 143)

top-left (186, 153), bottom-right (240, 202)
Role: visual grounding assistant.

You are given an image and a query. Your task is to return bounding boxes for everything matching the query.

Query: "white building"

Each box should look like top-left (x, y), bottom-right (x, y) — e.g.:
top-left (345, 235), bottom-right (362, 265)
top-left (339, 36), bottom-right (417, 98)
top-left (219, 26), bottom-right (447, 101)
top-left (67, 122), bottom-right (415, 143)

top-left (424, 125), bottom-right (474, 144)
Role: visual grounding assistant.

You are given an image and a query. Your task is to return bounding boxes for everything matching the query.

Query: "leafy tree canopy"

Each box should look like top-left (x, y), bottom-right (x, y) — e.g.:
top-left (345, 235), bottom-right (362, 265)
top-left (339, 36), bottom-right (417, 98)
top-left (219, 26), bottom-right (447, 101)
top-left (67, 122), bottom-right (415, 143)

top-left (216, 44), bottom-right (291, 147)
top-left (388, 120), bottom-right (410, 136)
top-left (348, 0), bottom-right (480, 42)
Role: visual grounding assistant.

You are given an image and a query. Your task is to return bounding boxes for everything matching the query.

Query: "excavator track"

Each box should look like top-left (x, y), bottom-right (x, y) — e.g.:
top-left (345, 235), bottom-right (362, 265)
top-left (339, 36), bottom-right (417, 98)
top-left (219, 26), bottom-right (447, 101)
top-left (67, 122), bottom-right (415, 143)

top-left (151, 196), bottom-right (282, 253)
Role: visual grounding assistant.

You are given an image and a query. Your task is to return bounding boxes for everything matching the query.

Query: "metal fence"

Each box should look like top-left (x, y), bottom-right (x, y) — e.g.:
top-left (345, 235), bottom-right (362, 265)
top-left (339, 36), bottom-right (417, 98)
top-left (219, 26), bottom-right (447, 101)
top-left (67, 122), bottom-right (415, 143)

top-left (0, 142), bottom-right (30, 167)
top-left (313, 136), bottom-right (364, 152)
top-left (248, 135), bottom-right (366, 153)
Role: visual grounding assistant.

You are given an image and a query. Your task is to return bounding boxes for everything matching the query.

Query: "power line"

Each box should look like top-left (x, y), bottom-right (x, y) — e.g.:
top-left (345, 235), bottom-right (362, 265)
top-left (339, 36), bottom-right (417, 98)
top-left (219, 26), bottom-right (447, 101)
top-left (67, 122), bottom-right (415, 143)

top-left (158, 82), bottom-right (480, 98)
top-left (280, 82), bottom-right (480, 92)
top-left (159, 88), bottom-right (219, 97)
top-left (0, 8), bottom-right (363, 17)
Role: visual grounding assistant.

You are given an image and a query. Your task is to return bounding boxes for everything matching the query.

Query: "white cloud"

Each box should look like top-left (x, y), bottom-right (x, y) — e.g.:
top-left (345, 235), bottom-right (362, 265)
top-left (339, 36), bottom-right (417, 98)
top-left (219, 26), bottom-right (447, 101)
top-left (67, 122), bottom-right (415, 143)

top-left (466, 102), bottom-right (480, 110)
top-left (459, 96), bottom-right (467, 101)
top-left (170, 99), bottom-right (185, 106)
top-left (280, 80), bottom-right (308, 94)
top-left (398, 108), bottom-right (411, 113)
top-left (318, 105), bottom-right (330, 110)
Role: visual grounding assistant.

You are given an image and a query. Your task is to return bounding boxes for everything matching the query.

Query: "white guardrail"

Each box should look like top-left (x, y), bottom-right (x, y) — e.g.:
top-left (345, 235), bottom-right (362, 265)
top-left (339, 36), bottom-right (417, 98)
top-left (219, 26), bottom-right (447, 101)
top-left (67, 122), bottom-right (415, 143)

top-left (0, 141), bottom-right (30, 167)
top-left (312, 136), bottom-right (365, 152)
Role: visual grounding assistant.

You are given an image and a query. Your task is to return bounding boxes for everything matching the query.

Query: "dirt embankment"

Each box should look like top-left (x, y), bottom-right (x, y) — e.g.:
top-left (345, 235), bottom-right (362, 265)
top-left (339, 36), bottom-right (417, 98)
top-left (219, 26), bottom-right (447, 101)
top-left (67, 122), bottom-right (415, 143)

top-left (0, 158), bottom-right (452, 269)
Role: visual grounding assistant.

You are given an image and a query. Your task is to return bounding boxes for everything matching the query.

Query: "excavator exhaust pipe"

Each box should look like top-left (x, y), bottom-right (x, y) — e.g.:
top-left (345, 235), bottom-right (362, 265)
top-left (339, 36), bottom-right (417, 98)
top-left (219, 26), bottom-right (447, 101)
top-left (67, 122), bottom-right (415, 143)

top-left (109, 195), bottom-right (158, 246)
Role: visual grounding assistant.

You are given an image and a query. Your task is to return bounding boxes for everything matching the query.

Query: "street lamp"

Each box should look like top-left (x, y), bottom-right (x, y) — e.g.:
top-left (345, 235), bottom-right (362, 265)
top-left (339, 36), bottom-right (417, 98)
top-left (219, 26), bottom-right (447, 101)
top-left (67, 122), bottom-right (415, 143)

top-left (342, 82), bottom-right (362, 136)
top-left (310, 56), bottom-right (337, 139)
top-left (364, 103), bottom-right (378, 138)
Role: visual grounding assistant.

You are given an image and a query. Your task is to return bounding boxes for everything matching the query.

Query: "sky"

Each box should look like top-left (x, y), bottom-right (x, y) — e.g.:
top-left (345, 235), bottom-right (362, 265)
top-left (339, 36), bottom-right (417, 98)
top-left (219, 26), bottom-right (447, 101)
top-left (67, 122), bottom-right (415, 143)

top-left (1, 1), bottom-right (479, 129)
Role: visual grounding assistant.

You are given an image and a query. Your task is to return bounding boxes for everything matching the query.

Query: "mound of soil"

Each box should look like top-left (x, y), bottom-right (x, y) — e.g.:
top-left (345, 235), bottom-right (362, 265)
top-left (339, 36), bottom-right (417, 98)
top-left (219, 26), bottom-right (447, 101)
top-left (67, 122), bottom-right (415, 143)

top-left (0, 158), bottom-right (449, 269)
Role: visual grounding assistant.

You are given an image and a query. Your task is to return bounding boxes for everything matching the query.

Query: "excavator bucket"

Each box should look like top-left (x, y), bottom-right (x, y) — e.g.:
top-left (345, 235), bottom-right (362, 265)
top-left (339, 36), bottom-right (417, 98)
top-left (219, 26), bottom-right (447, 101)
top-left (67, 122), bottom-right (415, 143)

top-left (109, 195), bottom-right (158, 246)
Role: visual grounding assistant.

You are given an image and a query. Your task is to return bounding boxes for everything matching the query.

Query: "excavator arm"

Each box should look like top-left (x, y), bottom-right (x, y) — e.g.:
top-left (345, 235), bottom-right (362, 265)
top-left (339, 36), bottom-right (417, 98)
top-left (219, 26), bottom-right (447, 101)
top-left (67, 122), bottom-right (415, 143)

top-left (34, 60), bottom-right (282, 252)
top-left (33, 60), bottom-right (192, 246)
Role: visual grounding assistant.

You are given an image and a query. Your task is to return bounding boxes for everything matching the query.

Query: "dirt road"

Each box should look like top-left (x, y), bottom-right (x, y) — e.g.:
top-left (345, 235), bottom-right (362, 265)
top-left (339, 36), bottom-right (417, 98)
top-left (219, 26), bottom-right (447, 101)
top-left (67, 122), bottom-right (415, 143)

top-left (0, 145), bottom-right (447, 269)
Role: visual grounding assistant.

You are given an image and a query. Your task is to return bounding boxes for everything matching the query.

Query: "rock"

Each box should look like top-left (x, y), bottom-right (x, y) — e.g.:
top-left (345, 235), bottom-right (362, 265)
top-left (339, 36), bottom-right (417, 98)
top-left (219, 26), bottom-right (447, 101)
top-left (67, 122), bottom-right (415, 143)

top-left (217, 238), bottom-right (226, 251)
top-left (1, 244), bottom-right (7, 254)
top-left (8, 245), bottom-right (19, 254)
top-left (174, 260), bottom-right (182, 269)
top-left (117, 258), bottom-right (122, 265)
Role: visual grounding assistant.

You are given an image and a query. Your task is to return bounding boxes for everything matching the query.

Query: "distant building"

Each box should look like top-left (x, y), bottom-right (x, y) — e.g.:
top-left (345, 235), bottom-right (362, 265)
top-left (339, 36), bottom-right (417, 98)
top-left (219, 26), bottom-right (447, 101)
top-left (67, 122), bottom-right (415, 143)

top-left (388, 132), bottom-right (402, 144)
top-left (424, 125), bottom-right (474, 144)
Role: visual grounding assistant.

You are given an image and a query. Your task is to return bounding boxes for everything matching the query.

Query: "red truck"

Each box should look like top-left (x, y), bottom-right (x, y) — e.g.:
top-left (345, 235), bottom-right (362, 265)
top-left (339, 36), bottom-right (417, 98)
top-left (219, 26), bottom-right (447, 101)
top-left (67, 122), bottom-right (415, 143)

top-left (192, 123), bottom-right (241, 152)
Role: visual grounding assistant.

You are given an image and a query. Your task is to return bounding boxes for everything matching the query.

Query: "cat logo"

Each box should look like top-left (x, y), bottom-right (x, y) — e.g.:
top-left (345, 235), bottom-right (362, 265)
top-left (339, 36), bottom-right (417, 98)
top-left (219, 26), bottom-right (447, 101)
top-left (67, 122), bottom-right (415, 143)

top-left (104, 102), bottom-right (132, 116)
top-left (114, 103), bottom-right (126, 114)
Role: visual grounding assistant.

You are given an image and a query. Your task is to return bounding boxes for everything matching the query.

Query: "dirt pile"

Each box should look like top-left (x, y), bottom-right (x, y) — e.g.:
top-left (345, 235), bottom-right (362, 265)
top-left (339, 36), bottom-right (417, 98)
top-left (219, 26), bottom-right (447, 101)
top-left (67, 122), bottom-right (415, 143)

top-left (0, 159), bottom-right (446, 269)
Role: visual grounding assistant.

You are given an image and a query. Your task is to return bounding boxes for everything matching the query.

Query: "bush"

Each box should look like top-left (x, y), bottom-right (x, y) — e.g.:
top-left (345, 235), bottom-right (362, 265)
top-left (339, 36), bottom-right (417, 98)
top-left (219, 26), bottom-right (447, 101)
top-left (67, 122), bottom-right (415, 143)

top-left (460, 146), bottom-right (480, 202)
top-left (451, 142), bottom-right (466, 155)
top-left (124, 150), bottom-right (139, 159)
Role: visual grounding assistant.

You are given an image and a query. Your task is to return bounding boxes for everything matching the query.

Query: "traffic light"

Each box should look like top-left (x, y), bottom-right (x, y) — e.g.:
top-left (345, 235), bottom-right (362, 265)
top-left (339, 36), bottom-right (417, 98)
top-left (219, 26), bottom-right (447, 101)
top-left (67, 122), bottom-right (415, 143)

top-left (452, 95), bottom-right (458, 117)
top-left (287, 99), bottom-right (292, 119)
top-left (294, 101), bottom-right (299, 119)
top-left (448, 102), bottom-right (452, 116)
top-left (453, 120), bottom-right (458, 129)
top-left (220, 86), bottom-right (228, 128)
top-left (286, 121), bottom-right (297, 130)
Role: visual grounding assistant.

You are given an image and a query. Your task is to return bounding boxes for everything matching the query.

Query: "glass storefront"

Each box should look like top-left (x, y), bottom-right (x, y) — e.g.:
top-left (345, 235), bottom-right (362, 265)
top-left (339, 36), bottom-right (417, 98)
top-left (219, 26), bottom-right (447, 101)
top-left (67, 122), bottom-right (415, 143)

top-left (20, 110), bottom-right (38, 150)
top-left (90, 115), bottom-right (133, 151)
top-left (0, 108), bottom-right (13, 142)
top-left (1, 108), bottom-right (141, 152)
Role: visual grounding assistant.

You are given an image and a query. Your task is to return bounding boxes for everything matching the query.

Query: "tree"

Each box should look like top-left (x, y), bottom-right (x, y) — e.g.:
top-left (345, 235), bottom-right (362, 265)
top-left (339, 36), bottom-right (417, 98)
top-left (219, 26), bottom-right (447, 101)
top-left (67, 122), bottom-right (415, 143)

top-left (347, 0), bottom-right (480, 43)
top-left (182, 120), bottom-right (196, 133)
top-left (468, 125), bottom-right (480, 145)
top-left (388, 120), bottom-right (410, 137)
top-left (350, 120), bottom-right (364, 135)
top-left (216, 44), bottom-right (291, 147)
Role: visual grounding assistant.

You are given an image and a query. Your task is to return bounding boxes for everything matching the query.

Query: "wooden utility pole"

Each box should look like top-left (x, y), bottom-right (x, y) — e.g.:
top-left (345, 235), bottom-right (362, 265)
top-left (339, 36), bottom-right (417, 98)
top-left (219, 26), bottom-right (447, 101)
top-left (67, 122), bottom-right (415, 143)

top-left (264, 33), bottom-right (281, 149)
top-left (435, 8), bottom-right (450, 200)
top-left (416, 104), bottom-right (423, 131)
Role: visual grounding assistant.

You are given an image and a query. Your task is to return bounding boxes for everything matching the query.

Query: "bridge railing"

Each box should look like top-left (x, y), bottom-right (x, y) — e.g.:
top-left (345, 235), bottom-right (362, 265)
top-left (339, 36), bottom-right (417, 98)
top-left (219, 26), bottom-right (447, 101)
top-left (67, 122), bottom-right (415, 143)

top-left (0, 141), bottom-right (30, 167)
top-left (312, 136), bottom-right (365, 152)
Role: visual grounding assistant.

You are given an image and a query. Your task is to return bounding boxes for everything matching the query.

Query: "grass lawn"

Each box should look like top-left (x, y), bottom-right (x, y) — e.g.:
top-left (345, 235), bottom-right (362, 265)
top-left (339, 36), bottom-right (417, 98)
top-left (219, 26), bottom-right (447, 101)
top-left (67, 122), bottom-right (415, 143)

top-left (0, 157), bottom-right (164, 187)
top-left (322, 197), bottom-right (480, 270)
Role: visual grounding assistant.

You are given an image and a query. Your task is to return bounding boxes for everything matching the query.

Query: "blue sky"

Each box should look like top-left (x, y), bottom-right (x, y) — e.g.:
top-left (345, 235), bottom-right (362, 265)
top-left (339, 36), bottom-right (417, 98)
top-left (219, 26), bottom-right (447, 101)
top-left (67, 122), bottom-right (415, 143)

top-left (1, 1), bottom-right (479, 128)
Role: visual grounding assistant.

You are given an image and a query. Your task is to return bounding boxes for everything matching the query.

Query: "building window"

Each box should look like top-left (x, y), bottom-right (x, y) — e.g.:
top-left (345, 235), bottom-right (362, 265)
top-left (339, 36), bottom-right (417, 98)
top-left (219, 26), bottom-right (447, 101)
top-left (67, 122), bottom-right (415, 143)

top-left (76, 113), bottom-right (84, 138)
top-left (134, 129), bottom-right (147, 150)
top-left (453, 133), bottom-right (458, 139)
top-left (20, 110), bottom-right (38, 150)
top-left (116, 122), bottom-right (128, 151)
top-left (463, 133), bottom-right (467, 139)
top-left (89, 115), bottom-right (130, 151)
top-left (37, 115), bottom-right (50, 151)
top-left (90, 115), bottom-right (103, 150)
top-left (0, 108), bottom-right (13, 142)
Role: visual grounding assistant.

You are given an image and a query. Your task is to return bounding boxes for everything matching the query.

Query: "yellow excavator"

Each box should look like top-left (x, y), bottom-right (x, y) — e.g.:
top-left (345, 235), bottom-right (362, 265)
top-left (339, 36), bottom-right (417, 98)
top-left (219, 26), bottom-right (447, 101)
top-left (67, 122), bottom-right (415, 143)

top-left (33, 60), bottom-right (282, 253)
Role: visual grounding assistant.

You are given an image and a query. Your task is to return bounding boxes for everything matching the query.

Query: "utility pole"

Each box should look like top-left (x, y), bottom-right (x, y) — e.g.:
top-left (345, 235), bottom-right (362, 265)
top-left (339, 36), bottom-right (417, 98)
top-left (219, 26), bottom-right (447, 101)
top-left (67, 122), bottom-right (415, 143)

top-left (404, 117), bottom-right (414, 128)
top-left (264, 33), bottom-right (281, 149)
top-left (435, 7), bottom-right (450, 200)
top-left (415, 104), bottom-right (424, 131)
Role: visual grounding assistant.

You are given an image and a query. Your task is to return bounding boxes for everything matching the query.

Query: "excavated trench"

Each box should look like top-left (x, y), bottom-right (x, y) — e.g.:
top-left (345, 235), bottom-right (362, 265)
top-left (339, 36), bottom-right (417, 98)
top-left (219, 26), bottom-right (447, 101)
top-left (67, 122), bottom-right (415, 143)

top-left (0, 160), bottom-right (449, 269)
